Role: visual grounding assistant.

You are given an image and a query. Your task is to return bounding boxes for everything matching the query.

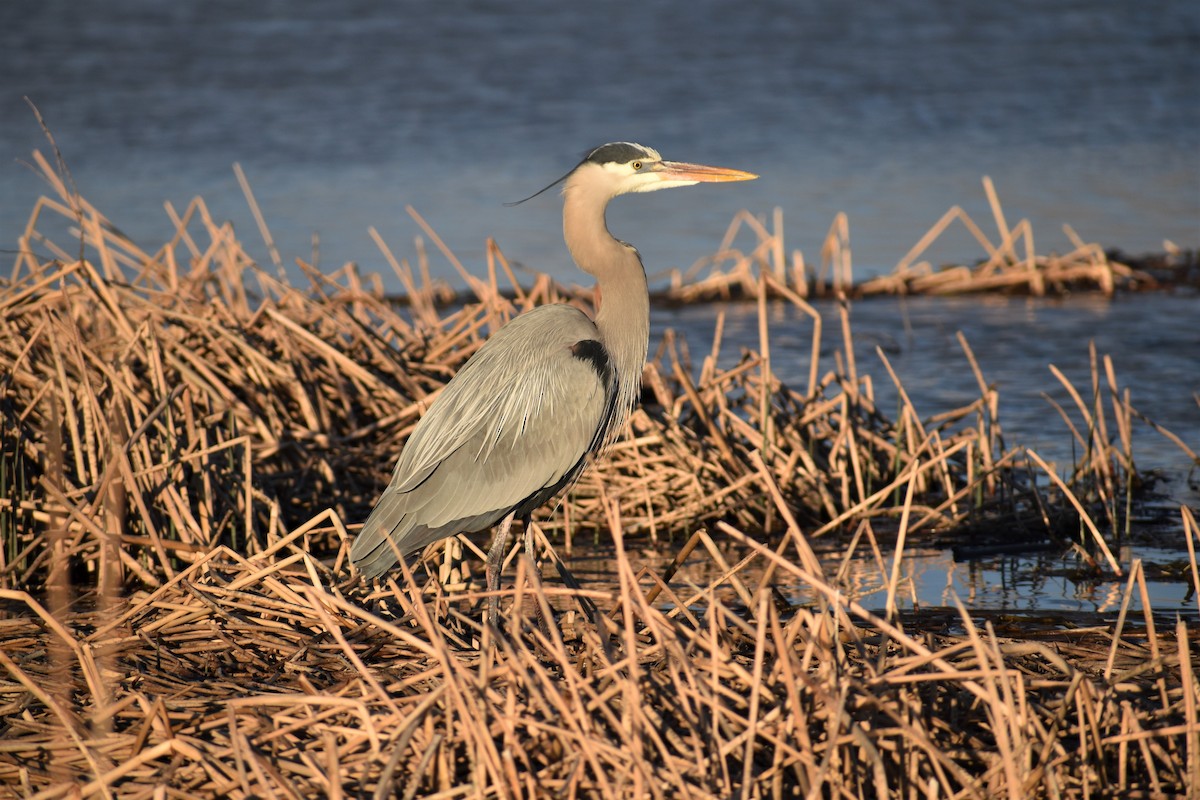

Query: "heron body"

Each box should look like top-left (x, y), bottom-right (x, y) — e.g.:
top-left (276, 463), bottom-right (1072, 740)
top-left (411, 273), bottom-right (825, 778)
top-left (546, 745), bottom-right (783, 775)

top-left (354, 305), bottom-right (617, 577)
top-left (350, 142), bottom-right (756, 618)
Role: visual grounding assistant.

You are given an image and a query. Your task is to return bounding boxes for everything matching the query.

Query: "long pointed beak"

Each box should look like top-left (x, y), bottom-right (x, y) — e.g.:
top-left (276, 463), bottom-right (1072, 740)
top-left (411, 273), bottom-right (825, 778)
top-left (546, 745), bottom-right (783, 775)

top-left (655, 160), bottom-right (758, 183)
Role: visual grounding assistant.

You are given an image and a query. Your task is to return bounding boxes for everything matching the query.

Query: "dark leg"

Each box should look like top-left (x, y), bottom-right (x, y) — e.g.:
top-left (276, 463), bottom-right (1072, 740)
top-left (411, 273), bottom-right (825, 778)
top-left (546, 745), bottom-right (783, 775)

top-left (486, 512), bottom-right (515, 627)
top-left (524, 521), bottom-right (554, 637)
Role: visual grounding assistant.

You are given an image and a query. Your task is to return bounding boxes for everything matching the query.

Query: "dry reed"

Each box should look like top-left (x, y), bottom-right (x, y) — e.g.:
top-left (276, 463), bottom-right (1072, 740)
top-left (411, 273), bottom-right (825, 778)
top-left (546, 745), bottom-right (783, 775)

top-left (664, 176), bottom-right (1194, 303)
top-left (0, 150), bottom-right (1196, 798)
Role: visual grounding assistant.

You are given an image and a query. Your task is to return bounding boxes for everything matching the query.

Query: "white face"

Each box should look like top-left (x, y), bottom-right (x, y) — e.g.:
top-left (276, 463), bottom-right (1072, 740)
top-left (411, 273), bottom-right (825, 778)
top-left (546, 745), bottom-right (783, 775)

top-left (565, 142), bottom-right (757, 200)
top-left (596, 147), bottom-right (700, 195)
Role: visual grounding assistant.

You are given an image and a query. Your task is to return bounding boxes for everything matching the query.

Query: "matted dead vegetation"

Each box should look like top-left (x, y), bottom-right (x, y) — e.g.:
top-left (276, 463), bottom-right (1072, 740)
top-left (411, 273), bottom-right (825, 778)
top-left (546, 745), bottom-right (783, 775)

top-left (1, 150), bottom-right (1197, 797)
top-left (665, 177), bottom-right (1196, 303)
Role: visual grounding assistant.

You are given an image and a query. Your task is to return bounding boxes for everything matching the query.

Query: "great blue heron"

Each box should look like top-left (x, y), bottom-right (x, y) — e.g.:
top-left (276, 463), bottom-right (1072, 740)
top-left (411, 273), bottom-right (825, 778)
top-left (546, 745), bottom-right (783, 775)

top-left (350, 142), bottom-right (756, 622)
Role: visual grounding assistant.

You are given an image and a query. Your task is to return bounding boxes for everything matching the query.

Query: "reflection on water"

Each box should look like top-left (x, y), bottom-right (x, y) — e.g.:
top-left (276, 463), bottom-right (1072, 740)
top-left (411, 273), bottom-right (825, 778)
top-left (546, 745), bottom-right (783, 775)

top-left (863, 547), bottom-right (1193, 615)
top-left (560, 538), bottom-right (1196, 624)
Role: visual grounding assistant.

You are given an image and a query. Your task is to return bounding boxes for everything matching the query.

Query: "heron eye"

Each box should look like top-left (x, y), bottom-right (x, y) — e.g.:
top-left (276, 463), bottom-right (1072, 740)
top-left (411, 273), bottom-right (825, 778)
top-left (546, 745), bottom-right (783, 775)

top-left (632, 161), bottom-right (642, 171)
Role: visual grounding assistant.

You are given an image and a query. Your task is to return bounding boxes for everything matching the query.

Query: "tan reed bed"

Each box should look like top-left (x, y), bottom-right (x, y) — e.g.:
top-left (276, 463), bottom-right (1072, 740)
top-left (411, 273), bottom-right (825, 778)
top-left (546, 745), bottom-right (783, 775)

top-left (2, 512), bottom-right (1197, 798)
top-left (664, 177), bottom-right (1185, 302)
top-left (1, 150), bottom-right (1197, 797)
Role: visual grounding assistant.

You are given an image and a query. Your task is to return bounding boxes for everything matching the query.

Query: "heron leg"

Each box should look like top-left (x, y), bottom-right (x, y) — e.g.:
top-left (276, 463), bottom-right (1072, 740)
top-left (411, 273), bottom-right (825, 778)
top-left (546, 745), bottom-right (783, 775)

top-left (486, 512), bottom-right (515, 627)
top-left (524, 521), bottom-right (557, 638)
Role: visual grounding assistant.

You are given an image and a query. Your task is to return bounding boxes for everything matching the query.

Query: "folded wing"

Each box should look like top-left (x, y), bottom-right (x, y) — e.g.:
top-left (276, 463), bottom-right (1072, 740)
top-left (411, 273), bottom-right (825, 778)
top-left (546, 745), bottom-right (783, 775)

top-left (351, 305), bottom-right (616, 579)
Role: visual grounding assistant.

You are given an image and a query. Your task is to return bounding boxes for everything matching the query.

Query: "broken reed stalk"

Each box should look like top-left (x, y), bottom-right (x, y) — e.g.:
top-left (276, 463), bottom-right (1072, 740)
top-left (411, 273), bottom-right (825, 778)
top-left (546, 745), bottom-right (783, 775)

top-left (664, 176), bottom-right (1175, 303)
top-left (1, 151), bottom-right (1196, 797)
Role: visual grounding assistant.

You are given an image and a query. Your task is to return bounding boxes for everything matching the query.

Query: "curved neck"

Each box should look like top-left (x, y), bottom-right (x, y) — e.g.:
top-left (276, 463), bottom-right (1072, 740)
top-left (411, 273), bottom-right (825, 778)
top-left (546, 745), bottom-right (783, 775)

top-left (562, 182), bottom-right (650, 420)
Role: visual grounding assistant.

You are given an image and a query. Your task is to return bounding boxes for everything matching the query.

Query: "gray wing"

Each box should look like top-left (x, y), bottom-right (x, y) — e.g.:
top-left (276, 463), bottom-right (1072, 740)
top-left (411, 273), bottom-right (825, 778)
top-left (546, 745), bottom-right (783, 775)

top-left (351, 304), bottom-right (616, 579)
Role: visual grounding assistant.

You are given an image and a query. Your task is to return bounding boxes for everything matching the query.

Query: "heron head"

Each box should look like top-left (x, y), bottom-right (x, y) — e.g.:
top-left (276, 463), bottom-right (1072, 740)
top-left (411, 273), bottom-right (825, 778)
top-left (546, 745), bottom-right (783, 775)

top-left (579, 142), bottom-right (758, 197)
top-left (509, 142), bottom-right (757, 206)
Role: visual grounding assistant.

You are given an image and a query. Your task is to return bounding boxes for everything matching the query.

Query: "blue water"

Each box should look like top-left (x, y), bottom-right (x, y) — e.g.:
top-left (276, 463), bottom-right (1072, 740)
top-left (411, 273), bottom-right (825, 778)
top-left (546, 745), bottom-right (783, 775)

top-left (658, 293), bottom-right (1200, 505)
top-left (2, 0), bottom-right (1197, 283)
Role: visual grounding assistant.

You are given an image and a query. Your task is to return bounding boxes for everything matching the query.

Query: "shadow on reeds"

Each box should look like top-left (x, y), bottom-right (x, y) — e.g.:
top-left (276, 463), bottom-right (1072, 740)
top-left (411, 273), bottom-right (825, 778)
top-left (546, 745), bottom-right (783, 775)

top-left (1, 149), bottom-right (1198, 797)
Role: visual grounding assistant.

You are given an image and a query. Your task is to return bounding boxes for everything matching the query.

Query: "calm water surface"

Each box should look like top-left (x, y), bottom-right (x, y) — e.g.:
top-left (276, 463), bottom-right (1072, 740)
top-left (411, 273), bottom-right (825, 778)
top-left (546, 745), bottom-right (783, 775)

top-left (2, 0), bottom-right (1197, 280)
top-left (566, 539), bottom-right (1197, 623)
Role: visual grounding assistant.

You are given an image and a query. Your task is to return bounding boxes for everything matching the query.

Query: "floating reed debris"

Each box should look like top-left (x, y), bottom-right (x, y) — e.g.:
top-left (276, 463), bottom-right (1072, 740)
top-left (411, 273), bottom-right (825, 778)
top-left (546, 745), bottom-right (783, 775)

top-left (1, 151), bottom-right (1196, 797)
top-left (665, 176), bottom-right (1188, 303)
